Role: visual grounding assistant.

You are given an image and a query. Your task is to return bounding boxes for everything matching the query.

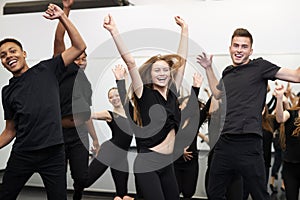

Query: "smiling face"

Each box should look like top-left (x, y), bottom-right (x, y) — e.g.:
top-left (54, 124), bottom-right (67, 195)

top-left (74, 52), bottom-right (87, 70)
top-left (108, 88), bottom-right (122, 108)
top-left (229, 36), bottom-right (253, 66)
top-left (0, 41), bottom-right (28, 76)
top-left (150, 60), bottom-right (171, 89)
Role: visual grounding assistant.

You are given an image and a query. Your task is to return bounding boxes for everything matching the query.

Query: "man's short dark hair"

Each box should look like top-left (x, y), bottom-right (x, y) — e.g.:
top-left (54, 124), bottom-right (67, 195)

top-left (231, 28), bottom-right (253, 46)
top-left (0, 38), bottom-right (23, 50)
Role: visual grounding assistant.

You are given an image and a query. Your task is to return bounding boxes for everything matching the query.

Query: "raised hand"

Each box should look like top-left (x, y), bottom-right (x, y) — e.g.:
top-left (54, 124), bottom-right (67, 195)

top-left (274, 82), bottom-right (285, 99)
top-left (196, 52), bottom-right (213, 69)
top-left (43, 4), bottom-right (64, 20)
top-left (103, 14), bottom-right (118, 34)
top-left (193, 72), bottom-right (203, 88)
top-left (174, 16), bottom-right (187, 29)
top-left (112, 64), bottom-right (127, 80)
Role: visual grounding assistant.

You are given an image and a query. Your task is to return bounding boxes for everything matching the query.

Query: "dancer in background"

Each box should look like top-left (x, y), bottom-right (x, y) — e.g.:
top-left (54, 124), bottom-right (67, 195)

top-left (53, 0), bottom-right (100, 199)
top-left (174, 73), bottom-right (211, 200)
top-left (86, 64), bottom-right (133, 200)
top-left (275, 83), bottom-right (300, 200)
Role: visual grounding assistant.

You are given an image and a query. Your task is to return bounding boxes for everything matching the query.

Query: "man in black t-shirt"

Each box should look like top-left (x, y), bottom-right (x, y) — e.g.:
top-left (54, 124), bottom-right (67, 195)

top-left (53, 1), bottom-right (100, 199)
top-left (0, 3), bottom-right (86, 200)
top-left (197, 28), bottom-right (300, 200)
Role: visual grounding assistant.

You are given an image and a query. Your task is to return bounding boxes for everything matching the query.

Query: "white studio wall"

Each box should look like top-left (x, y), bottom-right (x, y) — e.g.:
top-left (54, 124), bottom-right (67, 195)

top-left (0, 0), bottom-right (300, 198)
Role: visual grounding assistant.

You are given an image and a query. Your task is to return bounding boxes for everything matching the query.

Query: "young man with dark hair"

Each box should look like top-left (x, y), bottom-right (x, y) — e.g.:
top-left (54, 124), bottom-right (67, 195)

top-left (197, 28), bottom-right (300, 200)
top-left (0, 3), bottom-right (86, 200)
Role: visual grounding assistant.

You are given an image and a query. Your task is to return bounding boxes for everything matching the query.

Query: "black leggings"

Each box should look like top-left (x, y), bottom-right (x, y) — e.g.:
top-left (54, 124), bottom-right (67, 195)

top-left (174, 158), bottom-right (199, 198)
top-left (282, 162), bottom-right (300, 200)
top-left (85, 141), bottom-right (130, 197)
top-left (271, 135), bottom-right (283, 179)
top-left (134, 150), bottom-right (179, 200)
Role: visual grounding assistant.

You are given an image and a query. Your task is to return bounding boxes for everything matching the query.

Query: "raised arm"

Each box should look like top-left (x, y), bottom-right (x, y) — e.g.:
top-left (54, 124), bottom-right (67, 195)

top-left (0, 120), bottom-right (16, 149)
top-left (103, 14), bottom-right (143, 98)
top-left (44, 3), bottom-right (86, 66)
top-left (275, 67), bottom-right (300, 83)
top-left (274, 83), bottom-right (290, 123)
top-left (174, 16), bottom-right (188, 90)
top-left (196, 53), bottom-right (222, 99)
top-left (53, 0), bottom-right (74, 57)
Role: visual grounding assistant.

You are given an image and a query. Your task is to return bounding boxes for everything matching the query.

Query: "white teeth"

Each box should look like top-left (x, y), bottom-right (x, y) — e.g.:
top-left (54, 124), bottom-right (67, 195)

top-left (8, 60), bottom-right (17, 66)
top-left (157, 77), bottom-right (166, 81)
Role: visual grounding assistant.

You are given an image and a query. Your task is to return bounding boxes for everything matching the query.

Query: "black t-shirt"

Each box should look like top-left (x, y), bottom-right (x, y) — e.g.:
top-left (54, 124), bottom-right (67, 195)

top-left (134, 84), bottom-right (180, 149)
top-left (283, 110), bottom-right (300, 163)
top-left (2, 55), bottom-right (65, 152)
top-left (107, 111), bottom-right (133, 151)
top-left (218, 58), bottom-right (280, 136)
top-left (59, 63), bottom-right (92, 120)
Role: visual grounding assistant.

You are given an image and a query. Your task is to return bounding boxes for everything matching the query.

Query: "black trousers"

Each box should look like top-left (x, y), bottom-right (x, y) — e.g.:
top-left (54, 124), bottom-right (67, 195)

top-left (207, 134), bottom-right (270, 200)
top-left (205, 149), bottom-right (243, 200)
top-left (271, 135), bottom-right (283, 179)
top-left (0, 144), bottom-right (66, 200)
top-left (64, 139), bottom-right (89, 196)
top-left (282, 162), bottom-right (300, 200)
top-left (174, 158), bottom-right (199, 199)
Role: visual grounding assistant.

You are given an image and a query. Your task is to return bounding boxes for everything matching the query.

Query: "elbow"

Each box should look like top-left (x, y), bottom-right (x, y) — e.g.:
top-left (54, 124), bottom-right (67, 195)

top-left (80, 43), bottom-right (87, 53)
top-left (276, 117), bottom-right (284, 123)
top-left (213, 92), bottom-right (222, 100)
top-left (126, 60), bottom-right (136, 69)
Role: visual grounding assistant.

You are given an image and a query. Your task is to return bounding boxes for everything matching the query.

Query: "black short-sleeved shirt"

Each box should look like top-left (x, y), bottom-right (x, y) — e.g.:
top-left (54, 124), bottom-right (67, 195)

top-left (135, 84), bottom-right (180, 149)
top-left (1, 55), bottom-right (66, 152)
top-left (107, 111), bottom-right (133, 151)
top-left (283, 110), bottom-right (300, 163)
top-left (218, 58), bottom-right (280, 136)
top-left (59, 63), bottom-right (92, 120)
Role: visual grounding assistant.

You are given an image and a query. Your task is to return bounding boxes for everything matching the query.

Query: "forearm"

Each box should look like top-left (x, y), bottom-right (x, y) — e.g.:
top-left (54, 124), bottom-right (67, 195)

top-left (198, 132), bottom-right (209, 143)
top-left (110, 30), bottom-right (136, 70)
top-left (206, 67), bottom-right (221, 99)
top-left (275, 97), bottom-right (285, 123)
top-left (175, 26), bottom-right (188, 89)
top-left (85, 118), bottom-right (98, 142)
top-left (177, 25), bottom-right (188, 61)
top-left (53, 7), bottom-right (71, 56)
top-left (59, 13), bottom-right (86, 55)
top-left (0, 130), bottom-right (15, 149)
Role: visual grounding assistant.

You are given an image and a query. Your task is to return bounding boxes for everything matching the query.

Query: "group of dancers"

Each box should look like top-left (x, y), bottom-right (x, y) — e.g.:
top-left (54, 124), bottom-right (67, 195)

top-left (0, 0), bottom-right (300, 200)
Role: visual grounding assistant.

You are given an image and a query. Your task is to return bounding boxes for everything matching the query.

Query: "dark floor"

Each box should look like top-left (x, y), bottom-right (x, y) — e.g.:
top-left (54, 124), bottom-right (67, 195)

top-left (15, 186), bottom-right (207, 200)
top-left (14, 185), bottom-right (210, 200)
top-left (17, 186), bottom-right (122, 200)
top-left (15, 186), bottom-right (289, 200)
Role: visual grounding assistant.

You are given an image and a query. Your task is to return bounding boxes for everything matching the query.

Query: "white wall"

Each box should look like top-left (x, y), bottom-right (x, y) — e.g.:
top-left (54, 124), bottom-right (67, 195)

top-left (1, 0), bottom-right (300, 198)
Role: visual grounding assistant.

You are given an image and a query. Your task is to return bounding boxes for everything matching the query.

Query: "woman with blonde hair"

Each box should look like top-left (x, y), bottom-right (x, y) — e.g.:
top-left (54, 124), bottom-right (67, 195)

top-left (103, 14), bottom-right (188, 200)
